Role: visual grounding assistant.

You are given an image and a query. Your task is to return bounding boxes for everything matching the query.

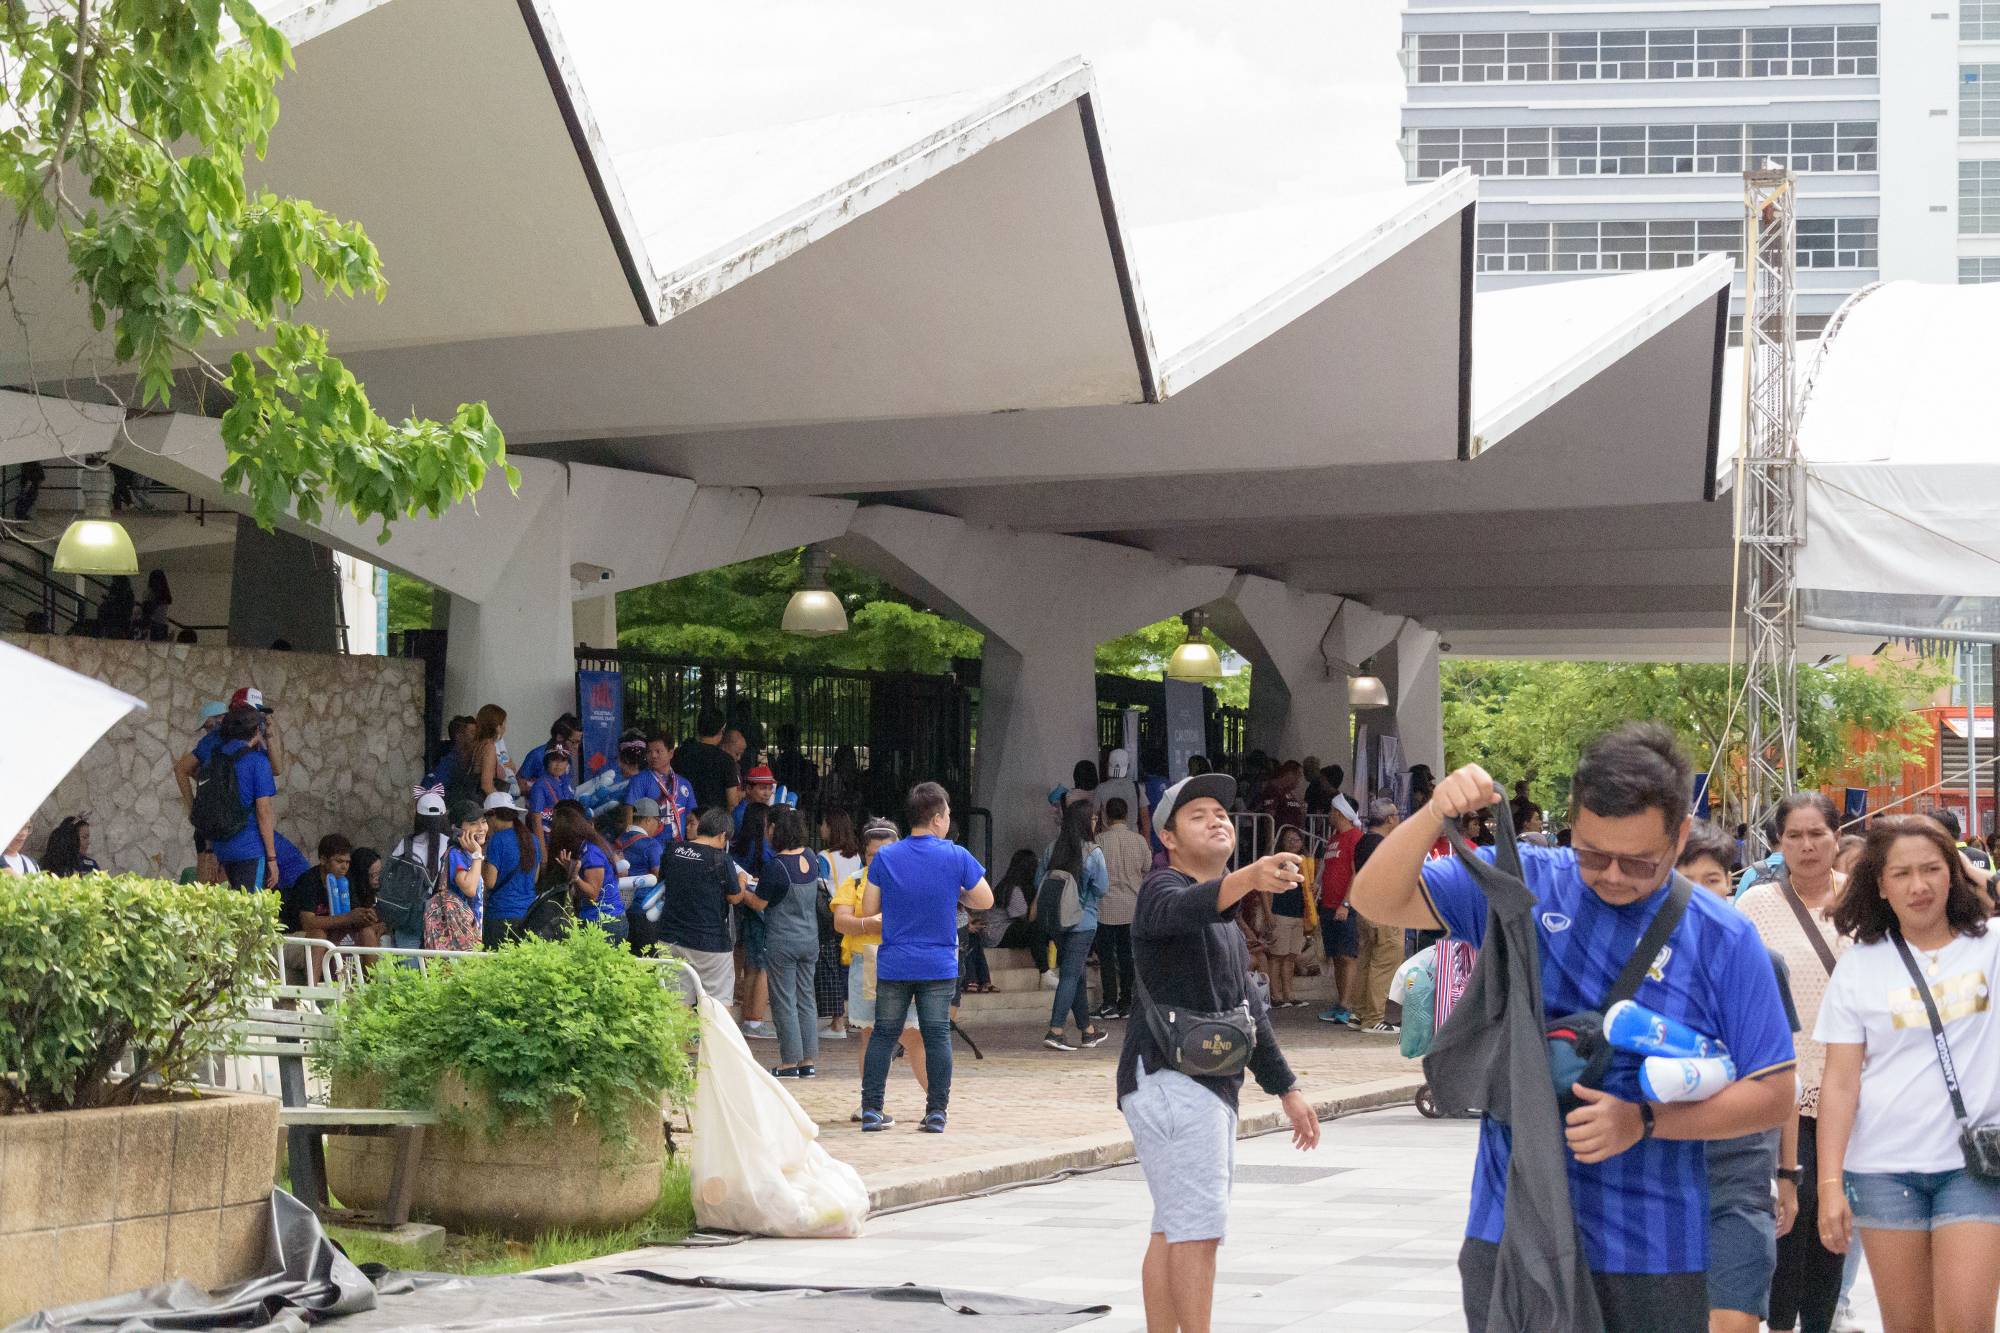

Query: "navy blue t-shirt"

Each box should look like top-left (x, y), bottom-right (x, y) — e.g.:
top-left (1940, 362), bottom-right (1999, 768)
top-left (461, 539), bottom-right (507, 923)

top-left (870, 835), bottom-right (985, 981)
top-left (1421, 844), bottom-right (1796, 1275)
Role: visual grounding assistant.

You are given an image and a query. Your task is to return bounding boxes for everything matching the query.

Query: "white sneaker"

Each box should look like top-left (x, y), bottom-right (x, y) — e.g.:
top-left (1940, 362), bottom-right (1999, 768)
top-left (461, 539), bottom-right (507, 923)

top-left (1832, 1302), bottom-right (1864, 1333)
top-left (1365, 1020), bottom-right (1401, 1035)
top-left (742, 1020), bottom-right (777, 1040)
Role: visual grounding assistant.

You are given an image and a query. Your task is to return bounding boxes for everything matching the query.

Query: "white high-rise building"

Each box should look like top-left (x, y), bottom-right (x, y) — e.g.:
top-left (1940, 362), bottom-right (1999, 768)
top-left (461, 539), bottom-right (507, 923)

top-left (1401, 4), bottom-right (1973, 329)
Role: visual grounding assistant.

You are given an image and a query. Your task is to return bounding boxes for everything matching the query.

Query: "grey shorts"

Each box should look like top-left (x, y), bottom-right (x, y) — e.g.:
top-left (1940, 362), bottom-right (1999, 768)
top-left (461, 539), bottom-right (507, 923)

top-left (666, 943), bottom-right (735, 1008)
top-left (1121, 1061), bottom-right (1236, 1243)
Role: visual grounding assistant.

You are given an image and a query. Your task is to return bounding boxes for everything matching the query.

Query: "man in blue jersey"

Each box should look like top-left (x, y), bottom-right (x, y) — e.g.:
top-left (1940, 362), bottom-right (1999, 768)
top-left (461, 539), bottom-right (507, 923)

top-left (1352, 723), bottom-right (1795, 1333)
top-left (626, 734), bottom-right (696, 839)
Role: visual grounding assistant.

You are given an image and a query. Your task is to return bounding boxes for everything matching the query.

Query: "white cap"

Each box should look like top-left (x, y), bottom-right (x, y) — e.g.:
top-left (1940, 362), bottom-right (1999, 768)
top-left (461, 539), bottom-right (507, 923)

top-left (1331, 794), bottom-right (1359, 823)
top-left (483, 790), bottom-right (525, 814)
top-left (415, 791), bottom-right (447, 818)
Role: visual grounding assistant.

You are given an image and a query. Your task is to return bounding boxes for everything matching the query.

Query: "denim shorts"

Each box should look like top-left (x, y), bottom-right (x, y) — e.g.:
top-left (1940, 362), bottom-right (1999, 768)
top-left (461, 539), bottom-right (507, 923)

top-left (1706, 1204), bottom-right (1776, 1317)
top-left (1846, 1168), bottom-right (2000, 1231)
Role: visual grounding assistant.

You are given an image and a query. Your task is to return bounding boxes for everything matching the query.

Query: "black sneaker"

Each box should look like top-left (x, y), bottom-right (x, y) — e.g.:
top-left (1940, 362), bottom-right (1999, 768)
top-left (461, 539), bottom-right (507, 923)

top-left (796, 1064), bottom-right (817, 1079)
top-left (919, 1111), bottom-right (947, 1134)
top-left (861, 1109), bottom-right (895, 1132)
top-left (1044, 1032), bottom-right (1078, 1051)
top-left (1079, 1028), bottom-right (1110, 1048)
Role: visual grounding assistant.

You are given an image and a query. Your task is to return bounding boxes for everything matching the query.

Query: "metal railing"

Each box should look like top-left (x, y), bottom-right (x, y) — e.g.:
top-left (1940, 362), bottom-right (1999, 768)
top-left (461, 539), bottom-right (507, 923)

top-left (1230, 811), bottom-right (1276, 870)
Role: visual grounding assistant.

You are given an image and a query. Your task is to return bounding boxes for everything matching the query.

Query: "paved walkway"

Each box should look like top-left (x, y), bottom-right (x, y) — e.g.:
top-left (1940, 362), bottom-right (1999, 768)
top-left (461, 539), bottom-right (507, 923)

top-left (757, 1007), bottom-right (1422, 1207)
top-left (592, 1107), bottom-right (1891, 1332)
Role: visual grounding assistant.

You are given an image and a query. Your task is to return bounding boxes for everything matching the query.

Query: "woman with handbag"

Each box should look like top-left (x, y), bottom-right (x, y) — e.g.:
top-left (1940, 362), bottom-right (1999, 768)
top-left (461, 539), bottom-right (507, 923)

top-left (1737, 791), bottom-right (1851, 1333)
top-left (1817, 816), bottom-right (2000, 1333)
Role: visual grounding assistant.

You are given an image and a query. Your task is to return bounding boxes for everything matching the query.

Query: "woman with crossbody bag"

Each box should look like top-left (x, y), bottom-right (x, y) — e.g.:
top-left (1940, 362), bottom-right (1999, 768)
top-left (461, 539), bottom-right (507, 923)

top-left (1815, 817), bottom-right (2000, 1333)
top-left (1737, 792), bottom-right (1851, 1333)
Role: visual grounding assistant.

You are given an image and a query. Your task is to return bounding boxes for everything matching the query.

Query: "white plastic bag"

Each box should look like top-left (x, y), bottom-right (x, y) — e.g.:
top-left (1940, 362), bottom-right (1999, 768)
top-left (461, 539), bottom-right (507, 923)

top-left (688, 993), bottom-right (871, 1237)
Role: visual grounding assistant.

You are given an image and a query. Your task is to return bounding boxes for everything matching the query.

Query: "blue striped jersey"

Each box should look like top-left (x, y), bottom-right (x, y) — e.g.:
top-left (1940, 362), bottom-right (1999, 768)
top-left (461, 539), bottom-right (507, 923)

top-left (1421, 844), bottom-right (1796, 1275)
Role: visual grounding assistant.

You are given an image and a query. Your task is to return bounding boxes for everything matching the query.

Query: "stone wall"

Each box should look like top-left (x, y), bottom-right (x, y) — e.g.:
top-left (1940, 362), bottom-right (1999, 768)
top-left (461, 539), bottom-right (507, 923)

top-left (6, 636), bottom-right (424, 876)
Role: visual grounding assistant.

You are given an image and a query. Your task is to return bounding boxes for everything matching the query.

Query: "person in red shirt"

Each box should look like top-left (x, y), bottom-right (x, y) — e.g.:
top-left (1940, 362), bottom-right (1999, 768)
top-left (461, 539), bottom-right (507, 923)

top-left (1257, 760), bottom-right (1309, 836)
top-left (1316, 795), bottom-right (1364, 1024)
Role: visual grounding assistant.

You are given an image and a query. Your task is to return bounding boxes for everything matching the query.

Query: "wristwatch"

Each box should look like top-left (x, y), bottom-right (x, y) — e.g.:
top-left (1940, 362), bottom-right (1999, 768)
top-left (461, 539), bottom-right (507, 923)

top-left (1776, 1166), bottom-right (1803, 1184)
top-left (1638, 1101), bottom-right (1656, 1140)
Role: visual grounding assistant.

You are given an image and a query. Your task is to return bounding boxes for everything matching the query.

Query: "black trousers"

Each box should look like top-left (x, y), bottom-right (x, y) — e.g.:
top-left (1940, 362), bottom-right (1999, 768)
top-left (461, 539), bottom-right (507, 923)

top-left (997, 917), bottom-right (1048, 971)
top-left (1460, 1238), bottom-right (1706, 1333)
top-left (1769, 1114), bottom-right (1843, 1333)
top-left (1096, 923), bottom-right (1135, 1011)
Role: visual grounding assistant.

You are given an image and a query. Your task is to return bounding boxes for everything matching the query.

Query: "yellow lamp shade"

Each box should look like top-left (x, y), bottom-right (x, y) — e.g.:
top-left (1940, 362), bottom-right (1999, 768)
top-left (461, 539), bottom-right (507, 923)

top-left (1167, 639), bottom-right (1223, 682)
top-left (782, 588), bottom-right (848, 637)
top-left (53, 517), bottom-right (138, 576)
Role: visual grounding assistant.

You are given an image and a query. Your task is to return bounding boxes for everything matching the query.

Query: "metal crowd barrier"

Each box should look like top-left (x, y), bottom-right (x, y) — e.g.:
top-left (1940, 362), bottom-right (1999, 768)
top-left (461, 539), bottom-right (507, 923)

top-left (1231, 811), bottom-right (1276, 870)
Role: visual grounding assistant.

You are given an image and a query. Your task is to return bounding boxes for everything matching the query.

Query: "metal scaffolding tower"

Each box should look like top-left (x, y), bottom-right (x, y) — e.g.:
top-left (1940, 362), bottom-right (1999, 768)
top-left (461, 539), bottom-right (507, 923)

top-left (1738, 167), bottom-right (1802, 859)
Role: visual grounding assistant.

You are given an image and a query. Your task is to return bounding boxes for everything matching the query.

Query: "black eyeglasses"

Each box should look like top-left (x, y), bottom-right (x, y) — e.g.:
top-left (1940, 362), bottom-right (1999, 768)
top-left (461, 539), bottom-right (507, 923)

top-left (1571, 842), bottom-right (1671, 881)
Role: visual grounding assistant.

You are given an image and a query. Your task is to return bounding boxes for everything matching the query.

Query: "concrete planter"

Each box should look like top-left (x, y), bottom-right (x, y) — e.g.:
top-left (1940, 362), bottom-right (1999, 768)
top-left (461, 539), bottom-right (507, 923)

top-left (324, 1073), bottom-right (661, 1237)
top-left (0, 1092), bottom-right (280, 1323)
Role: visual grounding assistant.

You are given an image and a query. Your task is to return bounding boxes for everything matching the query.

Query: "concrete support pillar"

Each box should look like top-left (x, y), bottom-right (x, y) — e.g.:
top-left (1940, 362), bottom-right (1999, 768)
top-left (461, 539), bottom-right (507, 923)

top-left (1391, 620), bottom-right (1444, 777)
top-left (572, 593), bottom-right (618, 651)
top-left (227, 518), bottom-right (343, 652)
top-left (443, 473), bottom-right (573, 727)
top-left (833, 507), bottom-right (1233, 860)
top-left (1207, 576), bottom-right (1401, 787)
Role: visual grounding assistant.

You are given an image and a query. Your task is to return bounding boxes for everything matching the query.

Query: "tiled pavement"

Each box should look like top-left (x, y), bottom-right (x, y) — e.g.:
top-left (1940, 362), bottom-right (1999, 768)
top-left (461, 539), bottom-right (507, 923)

top-left (594, 1106), bottom-right (1891, 1332)
top-left (756, 1006), bottom-right (1422, 1207)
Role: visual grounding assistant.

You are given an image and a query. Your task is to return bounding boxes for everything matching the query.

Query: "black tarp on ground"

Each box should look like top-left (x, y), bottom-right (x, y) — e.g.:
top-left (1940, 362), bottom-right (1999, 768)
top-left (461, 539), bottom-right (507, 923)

top-left (8, 1192), bottom-right (1108, 1333)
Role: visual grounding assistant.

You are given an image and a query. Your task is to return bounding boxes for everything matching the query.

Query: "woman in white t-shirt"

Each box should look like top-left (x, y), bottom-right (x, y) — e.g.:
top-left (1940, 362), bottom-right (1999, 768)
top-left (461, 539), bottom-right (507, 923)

top-left (1815, 816), bottom-right (2000, 1333)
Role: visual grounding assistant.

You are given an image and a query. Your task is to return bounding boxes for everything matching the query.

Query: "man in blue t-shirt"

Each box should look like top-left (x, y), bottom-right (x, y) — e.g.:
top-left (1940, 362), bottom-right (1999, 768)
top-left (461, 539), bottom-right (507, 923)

top-left (203, 707), bottom-right (281, 891)
top-left (857, 781), bottom-right (992, 1133)
top-left (1351, 724), bottom-right (1795, 1333)
top-left (625, 735), bottom-right (696, 840)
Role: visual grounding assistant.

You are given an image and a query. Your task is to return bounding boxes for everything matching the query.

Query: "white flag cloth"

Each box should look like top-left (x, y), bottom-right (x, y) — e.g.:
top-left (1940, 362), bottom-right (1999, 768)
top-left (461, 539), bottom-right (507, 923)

top-left (0, 639), bottom-right (145, 848)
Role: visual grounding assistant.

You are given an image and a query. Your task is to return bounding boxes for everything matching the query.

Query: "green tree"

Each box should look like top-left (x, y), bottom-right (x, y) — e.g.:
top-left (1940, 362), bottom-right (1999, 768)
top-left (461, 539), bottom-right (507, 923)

top-left (1442, 656), bottom-right (1945, 819)
top-left (0, 0), bottom-right (510, 534)
top-left (385, 569), bottom-right (431, 632)
top-left (615, 552), bottom-right (981, 674)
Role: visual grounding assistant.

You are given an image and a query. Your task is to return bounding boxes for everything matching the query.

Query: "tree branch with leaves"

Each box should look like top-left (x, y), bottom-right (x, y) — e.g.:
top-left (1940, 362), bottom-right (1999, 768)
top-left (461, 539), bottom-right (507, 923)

top-left (0, 0), bottom-right (512, 535)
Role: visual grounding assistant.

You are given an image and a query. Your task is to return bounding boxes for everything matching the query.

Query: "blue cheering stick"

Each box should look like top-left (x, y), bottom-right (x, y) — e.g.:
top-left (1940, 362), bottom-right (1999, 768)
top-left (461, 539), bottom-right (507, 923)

top-left (1604, 999), bottom-right (1738, 1104)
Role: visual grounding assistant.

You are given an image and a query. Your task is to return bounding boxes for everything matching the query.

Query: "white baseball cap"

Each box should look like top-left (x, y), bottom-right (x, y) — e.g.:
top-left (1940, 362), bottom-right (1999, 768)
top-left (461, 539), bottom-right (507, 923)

top-left (415, 791), bottom-right (447, 818)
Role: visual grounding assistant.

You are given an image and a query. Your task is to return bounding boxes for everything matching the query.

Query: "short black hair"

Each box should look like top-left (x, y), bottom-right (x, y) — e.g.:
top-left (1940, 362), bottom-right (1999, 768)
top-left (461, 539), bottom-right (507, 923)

top-left (219, 707), bottom-right (261, 742)
top-left (696, 707), bottom-right (725, 738)
top-left (1930, 806), bottom-right (1963, 840)
top-left (694, 808), bottom-right (732, 839)
top-left (769, 806), bottom-right (809, 851)
top-left (1771, 790), bottom-right (1839, 841)
top-left (649, 732), bottom-right (677, 750)
top-left (1570, 722), bottom-right (1692, 836)
top-left (1677, 820), bottom-right (1736, 871)
top-left (318, 832), bottom-right (353, 860)
top-left (1103, 796), bottom-right (1129, 823)
top-left (908, 781), bottom-right (950, 828)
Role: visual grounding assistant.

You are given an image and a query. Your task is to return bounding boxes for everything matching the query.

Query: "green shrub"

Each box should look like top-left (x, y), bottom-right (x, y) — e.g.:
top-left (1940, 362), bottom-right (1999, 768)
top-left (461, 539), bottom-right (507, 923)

top-left (0, 873), bottom-right (280, 1113)
top-left (317, 928), bottom-right (698, 1145)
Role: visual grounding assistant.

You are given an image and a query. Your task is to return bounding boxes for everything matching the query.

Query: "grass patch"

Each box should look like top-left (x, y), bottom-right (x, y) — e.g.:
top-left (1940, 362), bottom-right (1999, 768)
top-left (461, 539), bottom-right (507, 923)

top-left (324, 1157), bottom-right (694, 1276)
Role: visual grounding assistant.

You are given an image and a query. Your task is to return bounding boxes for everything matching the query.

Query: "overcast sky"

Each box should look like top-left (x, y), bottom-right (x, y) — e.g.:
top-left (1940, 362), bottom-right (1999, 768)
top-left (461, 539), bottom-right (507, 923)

top-left (553, 1), bottom-right (1408, 228)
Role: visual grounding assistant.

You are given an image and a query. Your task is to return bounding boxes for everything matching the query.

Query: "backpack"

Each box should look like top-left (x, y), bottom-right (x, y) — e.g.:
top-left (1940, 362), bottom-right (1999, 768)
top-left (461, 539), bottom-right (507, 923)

top-left (190, 748), bottom-right (248, 844)
top-left (1035, 867), bottom-right (1082, 933)
top-left (376, 837), bottom-right (442, 936)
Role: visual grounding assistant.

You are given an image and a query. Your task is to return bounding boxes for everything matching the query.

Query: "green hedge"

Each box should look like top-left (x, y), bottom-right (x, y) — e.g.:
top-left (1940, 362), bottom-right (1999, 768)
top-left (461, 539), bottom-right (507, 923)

top-left (0, 873), bottom-right (280, 1113)
top-left (316, 929), bottom-right (698, 1146)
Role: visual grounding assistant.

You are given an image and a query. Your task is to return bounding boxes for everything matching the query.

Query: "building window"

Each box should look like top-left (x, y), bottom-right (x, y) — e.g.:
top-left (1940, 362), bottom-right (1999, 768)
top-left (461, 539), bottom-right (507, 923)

top-left (1405, 121), bottom-right (1876, 181)
top-left (1477, 219), bottom-right (1874, 275)
top-left (1796, 217), bottom-right (1879, 268)
top-left (1963, 162), bottom-right (2000, 234)
top-left (1965, 2), bottom-right (2000, 41)
top-left (1961, 256), bottom-right (2000, 284)
top-left (1954, 644), bottom-right (1993, 707)
top-left (1409, 25), bottom-right (1876, 85)
top-left (1964, 65), bottom-right (2000, 136)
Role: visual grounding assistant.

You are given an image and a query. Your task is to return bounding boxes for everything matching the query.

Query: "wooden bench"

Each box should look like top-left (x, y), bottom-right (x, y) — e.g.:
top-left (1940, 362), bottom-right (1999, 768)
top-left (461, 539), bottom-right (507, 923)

top-left (226, 985), bottom-right (439, 1229)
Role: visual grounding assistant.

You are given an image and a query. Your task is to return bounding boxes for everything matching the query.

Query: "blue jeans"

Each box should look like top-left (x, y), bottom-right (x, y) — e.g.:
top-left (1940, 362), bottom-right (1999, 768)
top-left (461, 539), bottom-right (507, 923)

top-left (1050, 927), bottom-right (1096, 1034)
top-left (862, 977), bottom-right (954, 1116)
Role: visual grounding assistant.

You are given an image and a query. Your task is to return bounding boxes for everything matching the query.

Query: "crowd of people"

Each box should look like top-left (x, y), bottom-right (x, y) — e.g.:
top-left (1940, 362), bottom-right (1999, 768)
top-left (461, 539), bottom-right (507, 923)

top-left (8, 686), bottom-right (2000, 1333)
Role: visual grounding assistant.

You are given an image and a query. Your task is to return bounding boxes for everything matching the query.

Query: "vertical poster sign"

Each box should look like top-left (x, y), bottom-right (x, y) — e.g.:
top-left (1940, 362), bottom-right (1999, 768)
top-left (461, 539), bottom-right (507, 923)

top-left (1163, 678), bottom-right (1205, 781)
top-left (1692, 772), bottom-right (1712, 820)
top-left (1843, 787), bottom-right (1867, 826)
top-left (577, 670), bottom-right (624, 779)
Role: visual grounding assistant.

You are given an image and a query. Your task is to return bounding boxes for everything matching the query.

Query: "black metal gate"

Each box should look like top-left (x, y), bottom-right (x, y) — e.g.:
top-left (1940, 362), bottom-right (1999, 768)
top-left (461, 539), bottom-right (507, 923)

top-left (575, 650), bottom-right (974, 826)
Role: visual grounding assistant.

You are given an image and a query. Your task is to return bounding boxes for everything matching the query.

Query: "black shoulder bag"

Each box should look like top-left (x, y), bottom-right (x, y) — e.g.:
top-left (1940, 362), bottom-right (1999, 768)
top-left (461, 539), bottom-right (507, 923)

top-left (1889, 932), bottom-right (2000, 1179)
top-left (1446, 802), bottom-right (1691, 1114)
top-left (1136, 897), bottom-right (1264, 1078)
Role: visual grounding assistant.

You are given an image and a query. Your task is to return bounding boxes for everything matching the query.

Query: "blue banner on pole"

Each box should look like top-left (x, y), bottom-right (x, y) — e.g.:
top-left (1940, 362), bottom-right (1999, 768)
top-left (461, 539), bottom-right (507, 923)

top-left (1844, 788), bottom-right (1868, 824)
top-left (577, 670), bottom-right (624, 780)
top-left (1692, 772), bottom-right (1711, 820)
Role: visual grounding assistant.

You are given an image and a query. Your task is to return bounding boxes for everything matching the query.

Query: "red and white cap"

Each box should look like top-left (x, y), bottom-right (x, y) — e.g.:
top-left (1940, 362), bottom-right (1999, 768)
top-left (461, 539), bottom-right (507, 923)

top-left (229, 686), bottom-right (272, 713)
top-left (745, 765), bottom-right (776, 785)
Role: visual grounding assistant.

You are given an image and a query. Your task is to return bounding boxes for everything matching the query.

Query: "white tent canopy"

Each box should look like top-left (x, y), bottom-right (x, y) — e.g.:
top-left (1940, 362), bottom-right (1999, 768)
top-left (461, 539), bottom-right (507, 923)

top-left (1796, 281), bottom-right (2000, 643)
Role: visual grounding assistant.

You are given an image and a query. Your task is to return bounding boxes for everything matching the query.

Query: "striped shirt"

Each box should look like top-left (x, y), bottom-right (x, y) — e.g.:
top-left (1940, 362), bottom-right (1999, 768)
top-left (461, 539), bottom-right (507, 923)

top-left (1422, 845), bottom-right (1796, 1275)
